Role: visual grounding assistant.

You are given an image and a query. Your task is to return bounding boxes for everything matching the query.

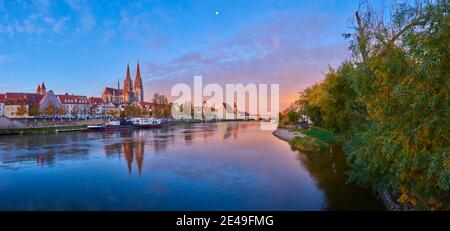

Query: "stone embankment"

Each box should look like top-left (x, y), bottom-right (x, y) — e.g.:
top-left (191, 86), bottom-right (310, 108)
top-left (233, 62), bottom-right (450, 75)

top-left (0, 117), bottom-right (108, 135)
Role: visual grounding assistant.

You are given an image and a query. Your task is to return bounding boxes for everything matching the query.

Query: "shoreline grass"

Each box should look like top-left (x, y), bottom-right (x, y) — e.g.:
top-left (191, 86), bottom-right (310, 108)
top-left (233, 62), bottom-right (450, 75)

top-left (289, 128), bottom-right (337, 152)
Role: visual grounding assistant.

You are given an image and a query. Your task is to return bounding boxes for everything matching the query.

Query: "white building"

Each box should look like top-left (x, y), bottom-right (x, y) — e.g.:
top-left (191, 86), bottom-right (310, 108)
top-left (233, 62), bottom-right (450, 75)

top-left (92, 102), bottom-right (118, 118)
top-left (57, 94), bottom-right (91, 118)
top-left (0, 102), bottom-right (4, 117)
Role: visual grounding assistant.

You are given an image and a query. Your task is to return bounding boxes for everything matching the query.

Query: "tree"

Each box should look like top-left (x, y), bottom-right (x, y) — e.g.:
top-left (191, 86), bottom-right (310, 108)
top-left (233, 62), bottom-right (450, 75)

top-left (287, 110), bottom-right (299, 124)
top-left (71, 107), bottom-right (79, 117)
top-left (106, 109), bottom-right (119, 117)
top-left (29, 104), bottom-right (41, 117)
top-left (152, 93), bottom-right (169, 105)
top-left (16, 104), bottom-right (28, 117)
top-left (124, 105), bottom-right (143, 117)
top-left (59, 107), bottom-right (68, 117)
top-left (45, 103), bottom-right (56, 116)
top-left (295, 1), bottom-right (449, 210)
top-left (151, 93), bottom-right (170, 117)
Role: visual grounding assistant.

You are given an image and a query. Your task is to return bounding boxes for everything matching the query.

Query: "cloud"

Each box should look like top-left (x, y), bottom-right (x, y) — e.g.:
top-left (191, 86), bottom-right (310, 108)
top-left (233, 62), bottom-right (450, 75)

top-left (52, 16), bottom-right (70, 33)
top-left (141, 11), bottom-right (349, 109)
top-left (0, 24), bottom-right (14, 38)
top-left (0, 54), bottom-right (10, 63)
top-left (0, 0), bottom-right (53, 38)
top-left (43, 16), bottom-right (70, 33)
top-left (13, 19), bottom-right (44, 34)
top-left (65, 0), bottom-right (95, 34)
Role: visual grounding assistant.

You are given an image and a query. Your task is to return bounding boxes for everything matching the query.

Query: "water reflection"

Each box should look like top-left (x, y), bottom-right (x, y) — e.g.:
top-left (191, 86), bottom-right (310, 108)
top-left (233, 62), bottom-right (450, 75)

top-left (0, 122), bottom-right (384, 210)
top-left (104, 136), bottom-right (145, 176)
top-left (293, 144), bottom-right (384, 210)
top-left (0, 133), bottom-right (92, 166)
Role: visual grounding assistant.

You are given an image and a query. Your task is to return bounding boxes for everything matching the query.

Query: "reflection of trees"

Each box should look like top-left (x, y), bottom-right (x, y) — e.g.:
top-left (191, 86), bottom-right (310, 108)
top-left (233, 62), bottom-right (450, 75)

top-left (294, 143), bottom-right (385, 210)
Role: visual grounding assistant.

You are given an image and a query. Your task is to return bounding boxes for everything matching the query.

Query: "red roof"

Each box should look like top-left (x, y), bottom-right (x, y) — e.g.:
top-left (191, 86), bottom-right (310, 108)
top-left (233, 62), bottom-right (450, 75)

top-left (2, 93), bottom-right (42, 106)
top-left (89, 97), bottom-right (104, 105)
top-left (0, 94), bottom-right (5, 103)
top-left (4, 93), bottom-right (35, 99)
top-left (4, 98), bottom-right (28, 106)
top-left (102, 87), bottom-right (122, 96)
top-left (57, 94), bottom-right (89, 105)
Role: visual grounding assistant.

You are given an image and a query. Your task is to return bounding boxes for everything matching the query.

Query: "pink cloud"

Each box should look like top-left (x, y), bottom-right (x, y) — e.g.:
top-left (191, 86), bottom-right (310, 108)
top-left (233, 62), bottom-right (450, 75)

top-left (141, 11), bottom-right (349, 110)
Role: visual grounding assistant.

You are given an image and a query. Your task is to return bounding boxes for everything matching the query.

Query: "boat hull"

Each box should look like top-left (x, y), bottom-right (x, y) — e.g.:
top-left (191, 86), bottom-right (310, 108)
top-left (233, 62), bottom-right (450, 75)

top-left (82, 125), bottom-right (136, 132)
top-left (135, 124), bottom-right (162, 129)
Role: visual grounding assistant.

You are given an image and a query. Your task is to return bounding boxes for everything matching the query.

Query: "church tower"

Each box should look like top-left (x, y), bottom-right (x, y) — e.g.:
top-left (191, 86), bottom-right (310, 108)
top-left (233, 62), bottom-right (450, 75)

top-left (123, 64), bottom-right (133, 103)
top-left (36, 84), bottom-right (41, 95)
top-left (41, 82), bottom-right (46, 95)
top-left (134, 61), bottom-right (144, 102)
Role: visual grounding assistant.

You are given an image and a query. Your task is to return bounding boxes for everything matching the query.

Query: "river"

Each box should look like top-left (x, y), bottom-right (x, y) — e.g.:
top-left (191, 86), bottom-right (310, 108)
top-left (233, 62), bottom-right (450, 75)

top-left (0, 121), bottom-right (385, 210)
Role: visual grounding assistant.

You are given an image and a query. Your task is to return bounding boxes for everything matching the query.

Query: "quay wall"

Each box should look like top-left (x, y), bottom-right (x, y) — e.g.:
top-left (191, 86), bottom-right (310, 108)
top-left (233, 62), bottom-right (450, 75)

top-left (0, 117), bottom-right (108, 135)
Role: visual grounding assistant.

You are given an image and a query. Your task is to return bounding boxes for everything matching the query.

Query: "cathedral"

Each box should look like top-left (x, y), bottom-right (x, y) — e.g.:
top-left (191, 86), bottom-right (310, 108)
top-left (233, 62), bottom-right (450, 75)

top-left (102, 62), bottom-right (144, 105)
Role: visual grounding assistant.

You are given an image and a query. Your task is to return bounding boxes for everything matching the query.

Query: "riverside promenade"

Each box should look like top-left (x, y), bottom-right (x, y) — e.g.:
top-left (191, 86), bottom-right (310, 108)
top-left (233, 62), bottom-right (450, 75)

top-left (0, 117), bottom-right (108, 135)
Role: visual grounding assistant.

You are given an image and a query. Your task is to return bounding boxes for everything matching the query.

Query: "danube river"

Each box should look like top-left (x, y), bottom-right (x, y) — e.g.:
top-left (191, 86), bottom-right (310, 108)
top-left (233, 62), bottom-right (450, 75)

top-left (0, 122), bottom-right (385, 210)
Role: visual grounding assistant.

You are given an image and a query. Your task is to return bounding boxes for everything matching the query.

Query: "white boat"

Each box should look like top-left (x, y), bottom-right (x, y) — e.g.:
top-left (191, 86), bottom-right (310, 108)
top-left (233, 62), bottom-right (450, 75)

top-left (127, 117), bottom-right (162, 128)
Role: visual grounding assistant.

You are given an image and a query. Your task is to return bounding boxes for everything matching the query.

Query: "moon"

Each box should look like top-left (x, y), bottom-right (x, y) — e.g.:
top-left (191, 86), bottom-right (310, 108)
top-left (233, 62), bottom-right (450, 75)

top-left (215, 11), bottom-right (219, 15)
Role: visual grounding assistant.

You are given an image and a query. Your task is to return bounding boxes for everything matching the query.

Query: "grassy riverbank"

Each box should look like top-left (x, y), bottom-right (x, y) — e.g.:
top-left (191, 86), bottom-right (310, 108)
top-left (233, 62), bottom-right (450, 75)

top-left (289, 128), bottom-right (337, 153)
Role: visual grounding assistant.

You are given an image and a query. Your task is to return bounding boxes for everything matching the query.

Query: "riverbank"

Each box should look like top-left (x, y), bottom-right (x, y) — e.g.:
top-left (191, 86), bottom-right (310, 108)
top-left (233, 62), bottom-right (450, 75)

top-left (273, 128), bottom-right (401, 211)
top-left (274, 128), bottom-right (336, 152)
top-left (0, 125), bottom-right (88, 135)
top-left (0, 117), bottom-right (109, 135)
top-left (0, 121), bottom-right (386, 210)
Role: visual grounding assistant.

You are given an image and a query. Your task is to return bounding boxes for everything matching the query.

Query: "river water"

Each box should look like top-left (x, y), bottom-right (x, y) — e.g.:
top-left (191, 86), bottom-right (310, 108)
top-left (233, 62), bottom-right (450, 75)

top-left (0, 122), bottom-right (384, 210)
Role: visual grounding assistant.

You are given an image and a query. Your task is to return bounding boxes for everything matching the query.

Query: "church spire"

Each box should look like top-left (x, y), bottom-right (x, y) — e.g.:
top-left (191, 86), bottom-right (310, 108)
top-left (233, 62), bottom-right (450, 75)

top-left (41, 82), bottom-right (46, 94)
top-left (125, 63), bottom-right (131, 81)
top-left (36, 84), bottom-right (41, 94)
top-left (123, 63), bottom-right (133, 103)
top-left (134, 61), bottom-right (144, 102)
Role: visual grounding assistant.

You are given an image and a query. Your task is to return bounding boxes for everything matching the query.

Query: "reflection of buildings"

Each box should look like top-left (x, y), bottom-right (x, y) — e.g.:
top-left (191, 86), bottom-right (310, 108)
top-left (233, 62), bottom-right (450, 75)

top-left (104, 138), bottom-right (145, 176)
top-left (217, 122), bottom-right (239, 140)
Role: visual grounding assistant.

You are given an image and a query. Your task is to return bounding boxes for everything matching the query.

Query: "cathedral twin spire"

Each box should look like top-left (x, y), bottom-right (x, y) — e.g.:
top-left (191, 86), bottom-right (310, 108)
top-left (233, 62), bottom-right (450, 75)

top-left (36, 82), bottom-right (46, 95)
top-left (122, 61), bottom-right (143, 103)
top-left (134, 61), bottom-right (144, 102)
top-left (101, 61), bottom-right (144, 104)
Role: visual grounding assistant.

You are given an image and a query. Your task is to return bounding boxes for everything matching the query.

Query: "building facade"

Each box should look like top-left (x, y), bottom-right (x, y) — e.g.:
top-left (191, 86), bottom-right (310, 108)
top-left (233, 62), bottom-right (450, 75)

top-left (0, 102), bottom-right (4, 117)
top-left (3, 98), bottom-right (29, 118)
top-left (58, 94), bottom-right (90, 118)
top-left (102, 62), bottom-right (144, 105)
top-left (0, 94), bottom-right (4, 116)
top-left (40, 91), bottom-right (63, 115)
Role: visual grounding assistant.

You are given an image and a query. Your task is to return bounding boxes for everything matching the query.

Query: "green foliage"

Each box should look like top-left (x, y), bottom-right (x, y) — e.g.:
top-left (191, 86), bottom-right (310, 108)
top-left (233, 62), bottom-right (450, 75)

top-left (303, 129), bottom-right (336, 143)
top-left (296, 1), bottom-right (449, 210)
top-left (124, 105), bottom-right (143, 117)
top-left (289, 128), bottom-right (336, 152)
top-left (287, 110), bottom-right (300, 124)
top-left (290, 136), bottom-right (328, 153)
top-left (298, 63), bottom-right (366, 134)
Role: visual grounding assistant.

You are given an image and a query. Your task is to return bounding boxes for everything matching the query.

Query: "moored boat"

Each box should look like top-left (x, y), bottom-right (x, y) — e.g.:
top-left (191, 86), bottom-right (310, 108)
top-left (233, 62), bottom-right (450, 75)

top-left (83, 120), bottom-right (135, 132)
top-left (128, 117), bottom-right (162, 129)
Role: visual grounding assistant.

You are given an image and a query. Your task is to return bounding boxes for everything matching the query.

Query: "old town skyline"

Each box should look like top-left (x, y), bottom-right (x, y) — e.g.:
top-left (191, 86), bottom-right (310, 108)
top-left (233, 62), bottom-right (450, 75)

top-left (0, 0), bottom-right (374, 109)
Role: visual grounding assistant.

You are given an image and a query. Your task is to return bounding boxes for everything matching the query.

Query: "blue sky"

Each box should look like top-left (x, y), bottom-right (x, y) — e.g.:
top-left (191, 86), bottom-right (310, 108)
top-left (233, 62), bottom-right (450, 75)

top-left (0, 0), bottom-right (366, 108)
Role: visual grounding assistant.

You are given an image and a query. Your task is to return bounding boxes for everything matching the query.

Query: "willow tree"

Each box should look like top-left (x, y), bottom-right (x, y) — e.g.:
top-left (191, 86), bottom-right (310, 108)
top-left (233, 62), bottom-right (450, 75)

top-left (297, 0), bottom-right (449, 210)
top-left (345, 0), bottom-right (449, 210)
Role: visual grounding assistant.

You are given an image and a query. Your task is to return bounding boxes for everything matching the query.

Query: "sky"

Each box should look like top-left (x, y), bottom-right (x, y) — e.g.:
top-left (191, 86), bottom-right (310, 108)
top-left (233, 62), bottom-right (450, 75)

top-left (0, 0), bottom-right (365, 109)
